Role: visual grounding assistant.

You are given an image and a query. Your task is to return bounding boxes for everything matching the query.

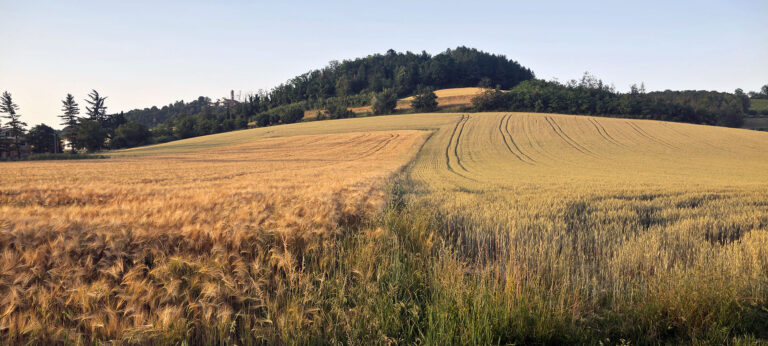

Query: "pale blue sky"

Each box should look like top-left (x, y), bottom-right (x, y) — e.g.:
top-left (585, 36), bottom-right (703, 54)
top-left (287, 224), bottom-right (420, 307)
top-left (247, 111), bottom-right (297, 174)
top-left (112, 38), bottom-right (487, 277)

top-left (1, 0), bottom-right (766, 128)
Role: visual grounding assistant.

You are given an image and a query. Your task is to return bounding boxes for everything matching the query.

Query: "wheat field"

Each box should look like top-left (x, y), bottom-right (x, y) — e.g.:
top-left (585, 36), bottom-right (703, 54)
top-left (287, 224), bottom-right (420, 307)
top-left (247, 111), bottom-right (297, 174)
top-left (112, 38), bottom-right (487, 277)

top-left (0, 130), bottom-right (427, 343)
top-left (2, 112), bottom-right (768, 343)
top-left (400, 113), bottom-right (768, 342)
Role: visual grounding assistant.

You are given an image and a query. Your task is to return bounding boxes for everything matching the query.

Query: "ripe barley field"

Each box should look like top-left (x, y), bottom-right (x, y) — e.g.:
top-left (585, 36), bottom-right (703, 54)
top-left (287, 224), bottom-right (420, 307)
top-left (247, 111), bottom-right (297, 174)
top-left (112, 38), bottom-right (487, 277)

top-left (2, 112), bottom-right (768, 344)
top-left (0, 130), bottom-right (428, 343)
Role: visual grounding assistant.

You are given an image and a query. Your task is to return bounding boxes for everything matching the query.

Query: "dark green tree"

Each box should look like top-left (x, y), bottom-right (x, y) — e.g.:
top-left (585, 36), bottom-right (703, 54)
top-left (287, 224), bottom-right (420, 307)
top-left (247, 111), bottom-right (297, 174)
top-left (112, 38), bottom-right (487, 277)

top-left (335, 75), bottom-right (351, 97)
top-left (371, 89), bottom-right (398, 115)
top-left (110, 122), bottom-right (151, 149)
top-left (471, 88), bottom-right (506, 111)
top-left (325, 101), bottom-right (355, 119)
top-left (279, 105), bottom-right (304, 124)
top-left (173, 116), bottom-right (196, 139)
top-left (411, 88), bottom-right (438, 112)
top-left (73, 119), bottom-right (107, 152)
top-left (59, 94), bottom-right (80, 127)
top-left (0, 91), bottom-right (28, 158)
top-left (394, 65), bottom-right (416, 96)
top-left (26, 124), bottom-right (61, 153)
top-left (104, 111), bottom-right (127, 139)
top-left (85, 90), bottom-right (108, 126)
top-left (59, 93), bottom-right (81, 152)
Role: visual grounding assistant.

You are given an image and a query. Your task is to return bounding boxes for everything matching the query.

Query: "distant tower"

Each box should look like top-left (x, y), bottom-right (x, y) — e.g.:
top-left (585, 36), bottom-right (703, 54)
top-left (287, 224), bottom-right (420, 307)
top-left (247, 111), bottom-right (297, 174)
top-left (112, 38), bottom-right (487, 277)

top-left (231, 90), bottom-right (235, 101)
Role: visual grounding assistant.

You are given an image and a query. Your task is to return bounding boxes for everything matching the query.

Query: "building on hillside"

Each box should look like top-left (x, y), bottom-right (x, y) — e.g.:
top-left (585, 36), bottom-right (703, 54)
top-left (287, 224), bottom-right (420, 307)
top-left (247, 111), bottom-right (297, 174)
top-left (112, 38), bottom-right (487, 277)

top-left (209, 90), bottom-right (240, 107)
top-left (0, 127), bottom-right (31, 159)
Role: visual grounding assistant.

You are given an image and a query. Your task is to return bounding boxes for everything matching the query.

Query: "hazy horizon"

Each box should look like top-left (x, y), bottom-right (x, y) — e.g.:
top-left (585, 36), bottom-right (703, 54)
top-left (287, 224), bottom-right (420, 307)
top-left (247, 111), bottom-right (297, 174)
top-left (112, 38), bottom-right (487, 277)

top-left (1, 0), bottom-right (766, 128)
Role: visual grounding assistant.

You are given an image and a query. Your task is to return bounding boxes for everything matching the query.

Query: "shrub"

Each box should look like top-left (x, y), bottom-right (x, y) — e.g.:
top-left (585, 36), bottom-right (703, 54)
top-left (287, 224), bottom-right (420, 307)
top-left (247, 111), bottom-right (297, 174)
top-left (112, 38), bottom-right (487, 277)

top-left (279, 104), bottom-right (305, 124)
top-left (372, 89), bottom-right (398, 115)
top-left (411, 88), bottom-right (438, 112)
top-left (325, 102), bottom-right (355, 119)
top-left (471, 88), bottom-right (507, 111)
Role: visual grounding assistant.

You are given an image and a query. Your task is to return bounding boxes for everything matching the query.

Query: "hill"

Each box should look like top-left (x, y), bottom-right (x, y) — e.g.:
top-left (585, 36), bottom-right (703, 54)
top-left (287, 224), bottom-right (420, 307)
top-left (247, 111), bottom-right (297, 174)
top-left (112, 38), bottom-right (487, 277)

top-left (123, 47), bottom-right (534, 128)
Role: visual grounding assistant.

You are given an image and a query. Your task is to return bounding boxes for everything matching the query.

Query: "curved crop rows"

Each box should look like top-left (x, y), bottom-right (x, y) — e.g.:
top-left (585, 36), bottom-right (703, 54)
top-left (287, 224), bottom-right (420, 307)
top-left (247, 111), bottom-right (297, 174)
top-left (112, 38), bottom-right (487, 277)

top-left (404, 112), bottom-right (768, 343)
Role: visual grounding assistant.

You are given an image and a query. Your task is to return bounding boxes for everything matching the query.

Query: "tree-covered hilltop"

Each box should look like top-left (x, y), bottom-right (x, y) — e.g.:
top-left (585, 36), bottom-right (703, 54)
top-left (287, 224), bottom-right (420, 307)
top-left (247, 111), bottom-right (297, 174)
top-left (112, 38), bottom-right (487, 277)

top-left (266, 46), bottom-right (535, 106)
top-left (123, 47), bottom-right (535, 128)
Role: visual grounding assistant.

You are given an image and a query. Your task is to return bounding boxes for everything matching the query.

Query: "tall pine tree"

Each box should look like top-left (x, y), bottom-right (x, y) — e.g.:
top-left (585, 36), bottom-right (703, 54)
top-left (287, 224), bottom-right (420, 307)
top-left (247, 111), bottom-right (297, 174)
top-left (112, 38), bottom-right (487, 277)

top-left (85, 89), bottom-right (108, 125)
top-left (84, 90), bottom-right (108, 150)
top-left (60, 93), bottom-right (80, 152)
top-left (0, 91), bottom-right (28, 158)
top-left (60, 93), bottom-right (80, 127)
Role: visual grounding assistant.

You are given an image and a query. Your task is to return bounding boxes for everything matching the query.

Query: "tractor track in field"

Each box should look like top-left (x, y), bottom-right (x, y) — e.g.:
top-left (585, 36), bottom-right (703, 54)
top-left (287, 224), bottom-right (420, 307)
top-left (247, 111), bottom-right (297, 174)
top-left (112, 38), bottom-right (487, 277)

top-left (499, 114), bottom-right (535, 164)
top-left (454, 114), bottom-right (470, 172)
top-left (521, 116), bottom-right (559, 163)
top-left (354, 133), bottom-right (400, 160)
top-left (191, 134), bottom-right (404, 182)
top-left (444, 114), bottom-right (477, 181)
top-left (588, 118), bottom-right (628, 148)
top-left (627, 122), bottom-right (679, 149)
top-left (544, 116), bottom-right (599, 158)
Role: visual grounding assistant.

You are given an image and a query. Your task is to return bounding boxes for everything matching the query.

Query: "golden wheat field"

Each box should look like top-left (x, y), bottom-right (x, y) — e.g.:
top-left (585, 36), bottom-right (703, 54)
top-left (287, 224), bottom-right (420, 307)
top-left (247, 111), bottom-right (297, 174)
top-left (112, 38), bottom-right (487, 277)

top-left (348, 87), bottom-right (486, 115)
top-left (0, 130), bottom-right (427, 343)
top-left (2, 112), bottom-right (768, 343)
top-left (402, 113), bottom-right (768, 342)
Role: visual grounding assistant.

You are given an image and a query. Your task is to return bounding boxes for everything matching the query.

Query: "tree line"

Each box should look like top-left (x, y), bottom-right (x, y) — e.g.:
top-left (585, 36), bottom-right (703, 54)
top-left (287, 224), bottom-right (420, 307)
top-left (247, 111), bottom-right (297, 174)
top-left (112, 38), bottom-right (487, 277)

top-left (745, 84), bottom-right (768, 100)
top-left (265, 46), bottom-right (534, 107)
top-left (3, 46), bottom-right (764, 158)
top-left (472, 74), bottom-right (752, 127)
top-left (0, 90), bottom-right (155, 158)
top-left (121, 47), bottom-right (535, 129)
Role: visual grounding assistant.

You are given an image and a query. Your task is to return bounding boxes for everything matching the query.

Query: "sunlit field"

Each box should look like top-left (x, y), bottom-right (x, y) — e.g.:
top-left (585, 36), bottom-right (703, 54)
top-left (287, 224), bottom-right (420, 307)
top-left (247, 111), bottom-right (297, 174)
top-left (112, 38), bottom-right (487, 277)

top-left (347, 87), bottom-right (486, 115)
top-left (2, 112), bottom-right (768, 343)
top-left (0, 130), bottom-right (427, 343)
top-left (403, 113), bottom-right (768, 343)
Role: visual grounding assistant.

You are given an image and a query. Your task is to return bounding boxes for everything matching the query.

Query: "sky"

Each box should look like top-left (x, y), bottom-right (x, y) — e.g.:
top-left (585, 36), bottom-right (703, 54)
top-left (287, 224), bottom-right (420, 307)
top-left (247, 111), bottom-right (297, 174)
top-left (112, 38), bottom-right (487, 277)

top-left (1, 0), bottom-right (766, 128)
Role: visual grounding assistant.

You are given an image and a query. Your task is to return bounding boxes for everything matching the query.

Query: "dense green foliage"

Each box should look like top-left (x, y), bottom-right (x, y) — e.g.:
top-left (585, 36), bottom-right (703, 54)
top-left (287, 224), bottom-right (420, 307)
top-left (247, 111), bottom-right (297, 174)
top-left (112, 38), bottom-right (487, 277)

top-left (747, 84), bottom-right (768, 99)
top-left (749, 99), bottom-right (768, 115)
top-left (59, 93), bottom-right (80, 128)
top-left (121, 47), bottom-right (534, 132)
top-left (267, 46), bottom-right (534, 105)
top-left (318, 100), bottom-right (355, 120)
top-left (73, 119), bottom-right (108, 152)
top-left (372, 89), bottom-right (398, 115)
top-left (411, 88), bottom-right (438, 112)
top-left (110, 122), bottom-right (151, 149)
top-left (26, 124), bottom-right (62, 153)
top-left (473, 77), bottom-right (749, 127)
top-left (124, 97), bottom-right (215, 128)
top-left (0, 91), bottom-right (27, 157)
